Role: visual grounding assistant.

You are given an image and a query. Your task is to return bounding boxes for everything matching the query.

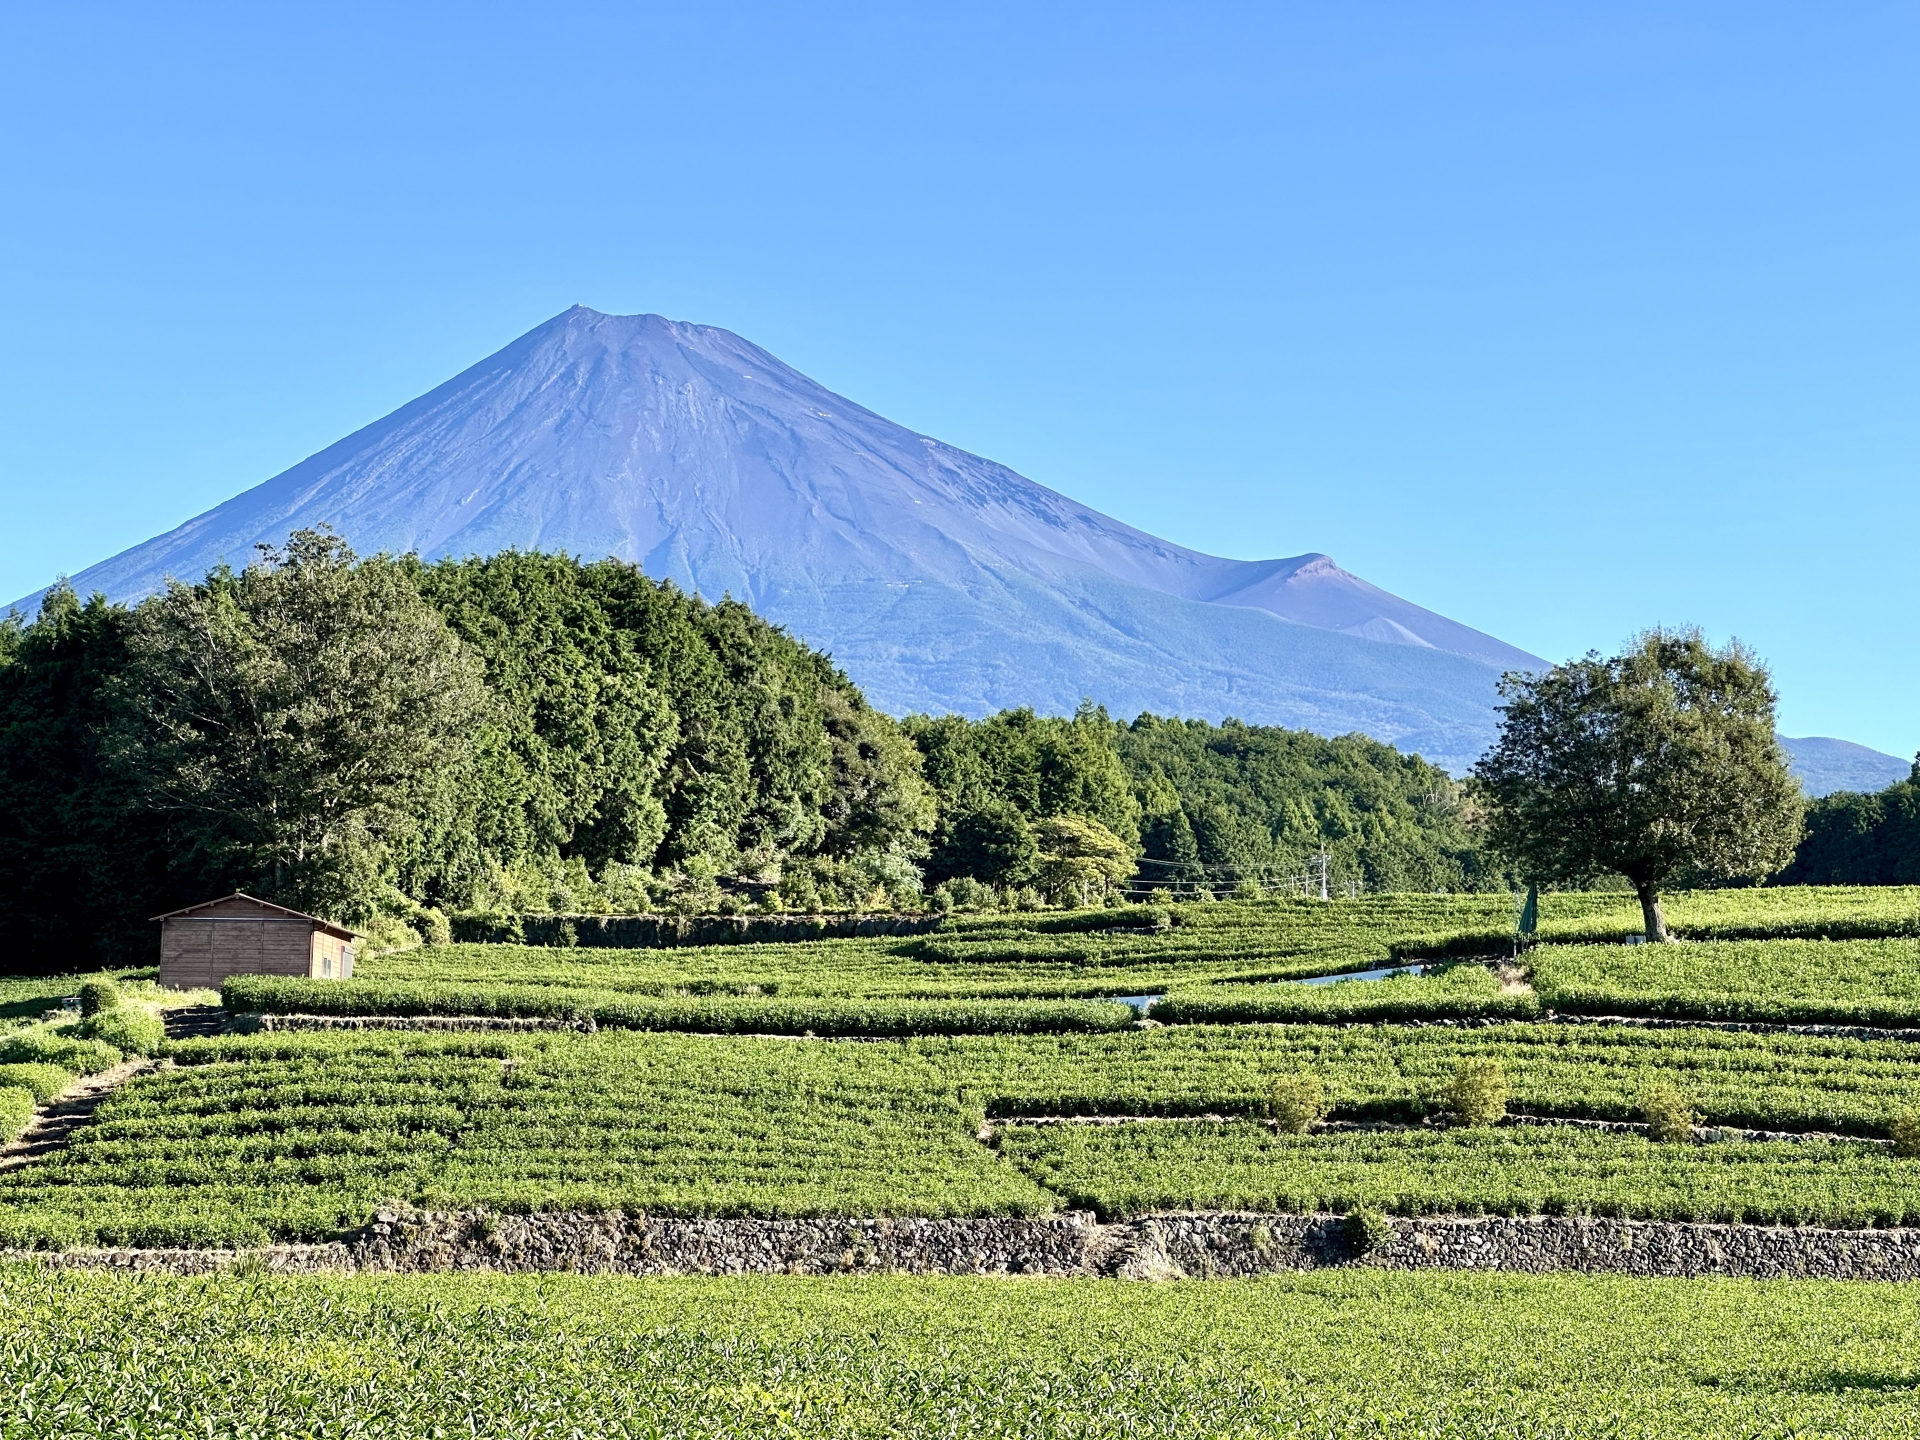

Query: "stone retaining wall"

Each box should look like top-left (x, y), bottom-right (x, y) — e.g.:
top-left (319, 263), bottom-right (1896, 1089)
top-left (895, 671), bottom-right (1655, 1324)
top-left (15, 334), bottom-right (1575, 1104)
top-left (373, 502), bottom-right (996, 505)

top-left (12, 1209), bottom-right (1920, 1282)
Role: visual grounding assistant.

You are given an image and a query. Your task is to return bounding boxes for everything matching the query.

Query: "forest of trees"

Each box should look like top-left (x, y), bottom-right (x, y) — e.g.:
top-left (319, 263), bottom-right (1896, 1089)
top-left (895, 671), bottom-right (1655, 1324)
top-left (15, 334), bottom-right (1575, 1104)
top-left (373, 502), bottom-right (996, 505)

top-left (1780, 762), bottom-right (1920, 885)
top-left (0, 533), bottom-right (1502, 964)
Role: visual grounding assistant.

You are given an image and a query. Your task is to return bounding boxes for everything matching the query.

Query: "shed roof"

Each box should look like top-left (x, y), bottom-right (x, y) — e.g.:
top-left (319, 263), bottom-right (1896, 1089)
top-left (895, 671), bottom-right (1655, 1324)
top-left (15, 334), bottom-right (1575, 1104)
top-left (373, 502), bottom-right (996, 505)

top-left (150, 892), bottom-right (361, 941)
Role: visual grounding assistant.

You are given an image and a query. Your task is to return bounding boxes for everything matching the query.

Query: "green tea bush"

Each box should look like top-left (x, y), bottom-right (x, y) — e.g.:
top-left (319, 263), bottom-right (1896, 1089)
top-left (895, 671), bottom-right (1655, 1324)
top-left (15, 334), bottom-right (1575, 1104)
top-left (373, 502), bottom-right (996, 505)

top-left (76, 978), bottom-right (119, 1018)
top-left (1266, 1073), bottom-right (1327, 1134)
top-left (1153, 964), bottom-right (1538, 1025)
top-left (5, 1267), bottom-right (1918, 1439)
top-left (0, 1028), bottom-right (120, 1074)
top-left (0, 1086), bottom-right (34, 1142)
top-left (225, 975), bottom-right (1137, 1037)
top-left (1446, 1059), bottom-right (1509, 1127)
top-left (1890, 1112), bottom-right (1920, 1158)
top-left (79, 1006), bottom-right (163, 1056)
top-left (1529, 937), bottom-right (1920, 1026)
top-left (1639, 1084), bottom-right (1697, 1144)
top-left (0, 1063), bottom-right (73, 1103)
top-left (1344, 1206), bottom-right (1393, 1254)
top-left (999, 1118), bottom-right (1920, 1227)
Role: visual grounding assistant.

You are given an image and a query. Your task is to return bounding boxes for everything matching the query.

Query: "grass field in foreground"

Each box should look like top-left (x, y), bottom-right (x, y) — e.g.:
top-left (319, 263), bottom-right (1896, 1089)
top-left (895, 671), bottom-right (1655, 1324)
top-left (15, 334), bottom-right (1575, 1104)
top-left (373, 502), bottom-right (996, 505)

top-left (3, 1266), bottom-right (1919, 1438)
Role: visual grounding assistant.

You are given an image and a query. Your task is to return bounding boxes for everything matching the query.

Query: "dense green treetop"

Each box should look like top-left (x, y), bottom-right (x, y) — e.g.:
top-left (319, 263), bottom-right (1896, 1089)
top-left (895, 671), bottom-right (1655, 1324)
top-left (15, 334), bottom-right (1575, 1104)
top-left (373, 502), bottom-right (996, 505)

top-left (1472, 629), bottom-right (1803, 941)
top-left (1780, 760), bottom-right (1920, 886)
top-left (1112, 713), bottom-right (1492, 895)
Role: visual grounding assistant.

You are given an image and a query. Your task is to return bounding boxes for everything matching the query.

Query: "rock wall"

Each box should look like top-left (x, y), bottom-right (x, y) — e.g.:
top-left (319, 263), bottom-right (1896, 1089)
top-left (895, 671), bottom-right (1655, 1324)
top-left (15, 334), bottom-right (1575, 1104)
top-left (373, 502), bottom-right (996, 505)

top-left (12, 1209), bottom-right (1920, 1281)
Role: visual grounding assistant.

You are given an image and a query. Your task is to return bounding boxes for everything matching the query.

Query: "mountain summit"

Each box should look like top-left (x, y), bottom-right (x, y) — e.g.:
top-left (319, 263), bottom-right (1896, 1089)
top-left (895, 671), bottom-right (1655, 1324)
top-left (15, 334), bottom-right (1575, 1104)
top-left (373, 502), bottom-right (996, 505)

top-left (37, 306), bottom-right (1545, 768)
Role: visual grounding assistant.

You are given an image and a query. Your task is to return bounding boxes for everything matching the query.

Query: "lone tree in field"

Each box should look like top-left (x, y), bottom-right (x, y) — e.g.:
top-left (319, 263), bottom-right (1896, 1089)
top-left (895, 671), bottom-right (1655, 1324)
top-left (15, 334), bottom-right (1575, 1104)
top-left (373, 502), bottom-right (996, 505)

top-left (1471, 629), bottom-right (1803, 942)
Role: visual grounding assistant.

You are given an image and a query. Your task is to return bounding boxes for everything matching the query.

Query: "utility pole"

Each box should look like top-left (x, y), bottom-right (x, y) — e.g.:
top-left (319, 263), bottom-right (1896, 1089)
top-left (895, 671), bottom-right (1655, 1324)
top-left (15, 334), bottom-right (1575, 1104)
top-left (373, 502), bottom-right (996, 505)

top-left (1317, 846), bottom-right (1330, 902)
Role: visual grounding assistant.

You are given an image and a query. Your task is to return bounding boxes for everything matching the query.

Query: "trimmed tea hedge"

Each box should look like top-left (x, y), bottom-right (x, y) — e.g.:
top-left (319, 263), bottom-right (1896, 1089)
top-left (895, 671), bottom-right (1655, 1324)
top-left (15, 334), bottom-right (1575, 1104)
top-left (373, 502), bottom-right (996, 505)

top-left (224, 975), bottom-right (1138, 1037)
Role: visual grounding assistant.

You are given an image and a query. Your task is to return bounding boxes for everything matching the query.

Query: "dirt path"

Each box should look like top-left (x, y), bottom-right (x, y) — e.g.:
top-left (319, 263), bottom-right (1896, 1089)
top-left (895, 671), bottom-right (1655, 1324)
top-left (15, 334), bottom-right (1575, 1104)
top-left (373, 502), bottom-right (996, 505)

top-left (0, 1058), bottom-right (153, 1172)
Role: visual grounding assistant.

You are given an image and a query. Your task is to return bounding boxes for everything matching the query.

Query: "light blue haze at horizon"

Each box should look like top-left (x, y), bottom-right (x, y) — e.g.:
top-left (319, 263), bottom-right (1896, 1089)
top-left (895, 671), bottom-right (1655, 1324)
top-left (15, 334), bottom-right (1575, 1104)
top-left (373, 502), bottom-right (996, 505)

top-left (0, 3), bottom-right (1914, 754)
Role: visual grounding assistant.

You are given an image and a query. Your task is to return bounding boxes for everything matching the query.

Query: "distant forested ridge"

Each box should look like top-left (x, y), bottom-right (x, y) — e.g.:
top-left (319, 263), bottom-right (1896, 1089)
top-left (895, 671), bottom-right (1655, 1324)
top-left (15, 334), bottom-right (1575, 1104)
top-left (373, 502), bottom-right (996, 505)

top-left (1779, 762), bottom-right (1920, 885)
top-left (0, 534), bottom-right (1498, 966)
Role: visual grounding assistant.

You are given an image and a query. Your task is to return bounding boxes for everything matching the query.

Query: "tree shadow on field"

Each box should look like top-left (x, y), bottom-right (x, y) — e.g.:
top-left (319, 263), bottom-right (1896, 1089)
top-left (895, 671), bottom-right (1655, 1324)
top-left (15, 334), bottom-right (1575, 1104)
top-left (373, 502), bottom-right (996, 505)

top-left (1795, 1370), bottom-right (1920, 1395)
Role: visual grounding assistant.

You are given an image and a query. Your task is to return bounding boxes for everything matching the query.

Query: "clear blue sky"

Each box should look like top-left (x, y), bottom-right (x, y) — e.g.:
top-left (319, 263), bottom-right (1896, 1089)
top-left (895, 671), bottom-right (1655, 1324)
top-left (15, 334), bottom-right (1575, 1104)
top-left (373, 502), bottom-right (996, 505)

top-left (2, 3), bottom-right (1915, 755)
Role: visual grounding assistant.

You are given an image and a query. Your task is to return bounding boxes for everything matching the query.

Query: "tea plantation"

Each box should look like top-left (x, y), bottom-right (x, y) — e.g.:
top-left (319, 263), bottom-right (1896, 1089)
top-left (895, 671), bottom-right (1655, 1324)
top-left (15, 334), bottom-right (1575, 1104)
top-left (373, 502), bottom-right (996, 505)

top-left (6, 887), bottom-right (1920, 1435)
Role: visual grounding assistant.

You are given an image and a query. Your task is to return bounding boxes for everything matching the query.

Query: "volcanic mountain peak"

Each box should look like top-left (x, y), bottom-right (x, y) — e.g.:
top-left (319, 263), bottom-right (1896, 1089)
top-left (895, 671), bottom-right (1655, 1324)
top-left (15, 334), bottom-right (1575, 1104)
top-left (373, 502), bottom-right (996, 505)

top-left (30, 307), bottom-right (1548, 770)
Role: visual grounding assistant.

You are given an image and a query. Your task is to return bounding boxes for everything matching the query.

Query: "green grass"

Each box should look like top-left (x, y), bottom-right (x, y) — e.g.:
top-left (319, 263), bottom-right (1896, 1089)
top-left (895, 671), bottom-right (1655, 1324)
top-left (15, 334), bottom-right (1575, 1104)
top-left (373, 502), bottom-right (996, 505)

top-left (4, 1266), bottom-right (1920, 1438)
top-left (1530, 938), bottom-right (1920, 1026)
top-left (1000, 1119), bottom-right (1920, 1226)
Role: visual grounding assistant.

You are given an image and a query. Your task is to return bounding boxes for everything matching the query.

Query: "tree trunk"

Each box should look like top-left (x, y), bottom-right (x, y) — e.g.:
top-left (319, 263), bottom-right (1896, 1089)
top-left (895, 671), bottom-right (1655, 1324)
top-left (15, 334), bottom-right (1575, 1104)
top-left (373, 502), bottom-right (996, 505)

top-left (1635, 882), bottom-right (1670, 943)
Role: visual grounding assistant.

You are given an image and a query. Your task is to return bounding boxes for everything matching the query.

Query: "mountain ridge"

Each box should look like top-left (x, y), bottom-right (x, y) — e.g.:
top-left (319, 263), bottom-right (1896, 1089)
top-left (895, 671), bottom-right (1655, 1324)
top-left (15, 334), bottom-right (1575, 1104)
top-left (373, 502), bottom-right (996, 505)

top-left (26, 305), bottom-right (1858, 780)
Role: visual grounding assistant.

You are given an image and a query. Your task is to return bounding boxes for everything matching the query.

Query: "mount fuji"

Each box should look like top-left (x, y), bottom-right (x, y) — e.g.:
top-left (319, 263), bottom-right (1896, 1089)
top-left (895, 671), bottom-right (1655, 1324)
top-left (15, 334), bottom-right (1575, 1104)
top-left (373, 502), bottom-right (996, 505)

top-left (29, 306), bottom-right (1559, 770)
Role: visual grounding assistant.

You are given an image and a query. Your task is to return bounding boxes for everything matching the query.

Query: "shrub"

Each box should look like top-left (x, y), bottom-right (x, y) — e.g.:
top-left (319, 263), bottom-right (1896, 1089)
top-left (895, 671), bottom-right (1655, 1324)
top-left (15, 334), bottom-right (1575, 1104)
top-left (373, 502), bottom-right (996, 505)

top-left (1344, 1207), bottom-right (1394, 1255)
top-left (1639, 1083), bottom-right (1698, 1144)
top-left (0, 1029), bottom-right (121, 1073)
top-left (0, 1063), bottom-right (73, 1103)
top-left (1266, 1073), bottom-right (1327, 1134)
top-left (1890, 1112), bottom-right (1920, 1158)
top-left (1445, 1059), bottom-right (1509, 1127)
top-left (0, 1086), bottom-right (35, 1143)
top-left (77, 978), bottom-right (120, 1018)
top-left (81, 1007), bottom-right (165, 1057)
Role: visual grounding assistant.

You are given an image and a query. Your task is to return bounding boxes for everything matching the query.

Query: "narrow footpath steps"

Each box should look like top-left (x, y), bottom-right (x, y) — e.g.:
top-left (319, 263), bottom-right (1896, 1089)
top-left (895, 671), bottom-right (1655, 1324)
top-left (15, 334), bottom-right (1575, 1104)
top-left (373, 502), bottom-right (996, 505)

top-left (163, 1003), bottom-right (228, 1040)
top-left (0, 1058), bottom-right (152, 1172)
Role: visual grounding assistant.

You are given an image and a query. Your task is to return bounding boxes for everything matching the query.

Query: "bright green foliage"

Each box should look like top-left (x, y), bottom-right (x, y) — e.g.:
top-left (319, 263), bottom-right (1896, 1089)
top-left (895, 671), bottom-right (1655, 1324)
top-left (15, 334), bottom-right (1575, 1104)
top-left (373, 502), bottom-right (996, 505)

top-left (7, 1012), bottom-right (1920, 1245)
top-left (75, 978), bottom-right (118, 1017)
top-left (909, 705), bottom-right (1141, 893)
top-left (971, 1023), bottom-right (1920, 1136)
top-left (1343, 1206), bottom-right (1393, 1253)
top-left (0, 1031), bottom-right (1059, 1247)
top-left (0, 1085), bottom-right (33, 1142)
top-left (358, 896), bottom-right (1615, 1001)
top-left (1154, 963), bottom-right (1538, 1025)
top-left (1265, 1072), bottom-right (1326, 1133)
top-left (1116, 712), bottom-right (1494, 895)
top-left (999, 1120), bottom-right (1920, 1227)
top-left (1640, 1083), bottom-right (1697, 1143)
top-left (106, 530), bottom-right (491, 927)
top-left (1445, 1058), bottom-right (1509, 1127)
top-left (0, 543), bottom-right (938, 966)
top-left (1530, 937), bottom-right (1920, 1026)
top-left (76, 1004), bottom-right (164, 1056)
top-left (0, 1063), bottom-right (72, 1102)
top-left (226, 974), bottom-right (1137, 1036)
top-left (1473, 629), bottom-right (1804, 941)
top-left (0, 1026), bottom-right (120, 1074)
top-left (1031, 814), bottom-right (1134, 905)
top-left (8, 1268), bottom-right (1920, 1439)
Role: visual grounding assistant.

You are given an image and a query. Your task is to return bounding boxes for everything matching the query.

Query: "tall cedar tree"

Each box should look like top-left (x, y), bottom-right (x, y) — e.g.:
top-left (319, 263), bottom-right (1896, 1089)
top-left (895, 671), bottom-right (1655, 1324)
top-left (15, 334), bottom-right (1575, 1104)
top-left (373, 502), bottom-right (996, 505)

top-left (1472, 629), bottom-right (1803, 941)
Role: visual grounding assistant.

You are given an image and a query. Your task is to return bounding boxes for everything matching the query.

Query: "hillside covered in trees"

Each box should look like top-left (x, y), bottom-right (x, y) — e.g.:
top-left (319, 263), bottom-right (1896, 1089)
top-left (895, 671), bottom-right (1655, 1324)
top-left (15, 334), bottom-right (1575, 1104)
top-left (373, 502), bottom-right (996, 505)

top-left (1780, 762), bottom-right (1920, 885)
top-left (0, 533), bottom-right (1507, 966)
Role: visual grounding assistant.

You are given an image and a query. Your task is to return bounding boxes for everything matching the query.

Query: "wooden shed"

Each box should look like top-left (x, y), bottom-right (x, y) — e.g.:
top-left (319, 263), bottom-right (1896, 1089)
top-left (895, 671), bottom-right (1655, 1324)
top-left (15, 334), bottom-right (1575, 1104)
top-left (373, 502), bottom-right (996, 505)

top-left (154, 893), bottom-right (360, 991)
